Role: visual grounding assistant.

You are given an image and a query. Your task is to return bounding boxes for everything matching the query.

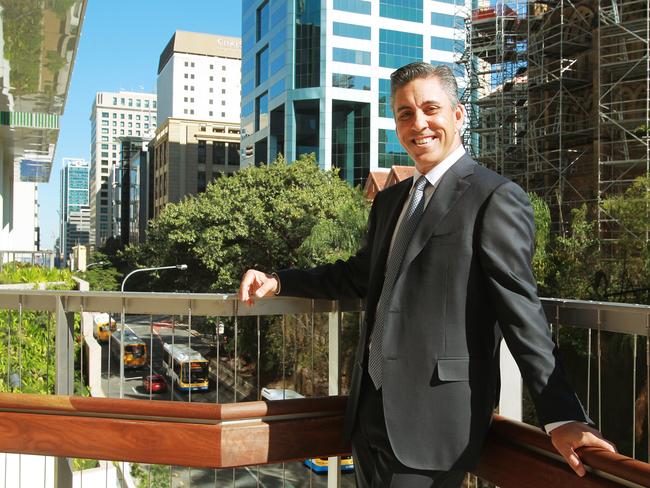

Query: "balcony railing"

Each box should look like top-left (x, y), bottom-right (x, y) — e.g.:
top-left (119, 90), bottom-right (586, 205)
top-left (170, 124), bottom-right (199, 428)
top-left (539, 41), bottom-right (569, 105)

top-left (0, 289), bottom-right (648, 487)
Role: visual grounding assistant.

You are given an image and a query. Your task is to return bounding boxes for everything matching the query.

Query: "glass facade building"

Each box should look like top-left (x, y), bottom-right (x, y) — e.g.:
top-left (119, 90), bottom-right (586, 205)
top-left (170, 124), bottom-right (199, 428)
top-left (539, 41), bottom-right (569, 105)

top-left (241, 0), bottom-right (464, 187)
top-left (59, 158), bottom-right (90, 266)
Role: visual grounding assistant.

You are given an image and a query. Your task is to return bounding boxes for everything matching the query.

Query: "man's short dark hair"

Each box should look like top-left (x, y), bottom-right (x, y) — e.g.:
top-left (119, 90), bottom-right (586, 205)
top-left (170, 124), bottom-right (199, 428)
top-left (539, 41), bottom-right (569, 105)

top-left (390, 62), bottom-right (459, 108)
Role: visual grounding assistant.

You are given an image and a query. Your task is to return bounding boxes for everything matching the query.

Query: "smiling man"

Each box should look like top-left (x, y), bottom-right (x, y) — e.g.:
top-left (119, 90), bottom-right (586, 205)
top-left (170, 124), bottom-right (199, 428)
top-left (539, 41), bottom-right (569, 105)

top-left (239, 62), bottom-right (614, 487)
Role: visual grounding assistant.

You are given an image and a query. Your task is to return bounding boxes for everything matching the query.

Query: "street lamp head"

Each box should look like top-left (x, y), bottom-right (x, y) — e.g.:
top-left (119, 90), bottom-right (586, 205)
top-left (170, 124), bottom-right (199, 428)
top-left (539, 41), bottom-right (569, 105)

top-left (177, 264), bottom-right (188, 270)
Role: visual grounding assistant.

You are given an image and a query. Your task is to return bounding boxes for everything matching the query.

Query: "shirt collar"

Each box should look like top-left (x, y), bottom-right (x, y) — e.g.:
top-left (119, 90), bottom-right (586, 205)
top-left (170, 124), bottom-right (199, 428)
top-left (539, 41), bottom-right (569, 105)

top-left (412, 145), bottom-right (466, 190)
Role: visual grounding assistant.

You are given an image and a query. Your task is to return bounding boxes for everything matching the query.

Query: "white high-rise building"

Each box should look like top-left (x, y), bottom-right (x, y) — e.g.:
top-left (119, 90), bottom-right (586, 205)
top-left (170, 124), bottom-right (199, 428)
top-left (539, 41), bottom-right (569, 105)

top-left (157, 30), bottom-right (242, 124)
top-left (89, 91), bottom-right (157, 247)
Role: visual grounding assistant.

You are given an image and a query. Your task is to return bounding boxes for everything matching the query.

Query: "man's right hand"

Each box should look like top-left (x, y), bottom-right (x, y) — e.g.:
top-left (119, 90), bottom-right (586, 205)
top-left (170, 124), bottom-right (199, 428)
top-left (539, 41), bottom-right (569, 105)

top-left (239, 269), bottom-right (279, 306)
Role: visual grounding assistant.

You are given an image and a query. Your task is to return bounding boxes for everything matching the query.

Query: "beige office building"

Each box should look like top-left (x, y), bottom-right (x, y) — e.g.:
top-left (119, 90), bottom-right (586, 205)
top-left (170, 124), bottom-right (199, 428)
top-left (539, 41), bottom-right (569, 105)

top-left (151, 118), bottom-right (241, 217)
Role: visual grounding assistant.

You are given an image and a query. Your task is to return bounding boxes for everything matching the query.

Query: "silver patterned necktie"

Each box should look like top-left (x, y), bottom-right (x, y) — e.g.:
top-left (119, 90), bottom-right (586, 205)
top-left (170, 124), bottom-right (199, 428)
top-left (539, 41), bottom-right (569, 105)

top-left (368, 175), bottom-right (430, 389)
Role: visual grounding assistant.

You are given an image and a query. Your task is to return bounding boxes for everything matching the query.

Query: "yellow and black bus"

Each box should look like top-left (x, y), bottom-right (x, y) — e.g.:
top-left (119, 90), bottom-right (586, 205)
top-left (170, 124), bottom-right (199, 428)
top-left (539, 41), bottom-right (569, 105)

top-left (162, 343), bottom-right (209, 392)
top-left (110, 329), bottom-right (148, 369)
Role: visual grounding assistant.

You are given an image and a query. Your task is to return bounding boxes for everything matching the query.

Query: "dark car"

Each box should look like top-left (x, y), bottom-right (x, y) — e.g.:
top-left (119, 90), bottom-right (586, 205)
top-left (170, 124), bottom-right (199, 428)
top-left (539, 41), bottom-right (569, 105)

top-left (143, 374), bottom-right (167, 393)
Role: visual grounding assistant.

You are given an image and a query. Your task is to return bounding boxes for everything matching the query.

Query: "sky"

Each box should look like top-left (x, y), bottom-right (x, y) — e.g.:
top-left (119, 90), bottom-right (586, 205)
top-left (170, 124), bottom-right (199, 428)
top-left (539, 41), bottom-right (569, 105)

top-left (40, 0), bottom-right (242, 249)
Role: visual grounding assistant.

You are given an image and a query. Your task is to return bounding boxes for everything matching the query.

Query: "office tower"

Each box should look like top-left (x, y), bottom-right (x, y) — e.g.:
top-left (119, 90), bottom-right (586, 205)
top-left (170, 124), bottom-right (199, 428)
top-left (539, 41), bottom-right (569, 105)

top-left (151, 31), bottom-right (242, 216)
top-left (59, 158), bottom-right (90, 266)
top-left (89, 91), bottom-right (157, 247)
top-left (240, 0), bottom-right (462, 187)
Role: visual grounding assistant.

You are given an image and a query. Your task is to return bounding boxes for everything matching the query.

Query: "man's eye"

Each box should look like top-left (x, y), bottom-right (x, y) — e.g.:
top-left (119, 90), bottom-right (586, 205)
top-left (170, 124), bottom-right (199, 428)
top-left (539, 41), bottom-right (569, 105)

top-left (398, 112), bottom-right (411, 120)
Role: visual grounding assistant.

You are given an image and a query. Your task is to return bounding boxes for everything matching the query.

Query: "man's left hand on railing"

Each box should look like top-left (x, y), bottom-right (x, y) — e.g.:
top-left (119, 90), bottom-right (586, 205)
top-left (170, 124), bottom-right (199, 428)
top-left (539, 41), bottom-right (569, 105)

top-left (549, 421), bottom-right (616, 477)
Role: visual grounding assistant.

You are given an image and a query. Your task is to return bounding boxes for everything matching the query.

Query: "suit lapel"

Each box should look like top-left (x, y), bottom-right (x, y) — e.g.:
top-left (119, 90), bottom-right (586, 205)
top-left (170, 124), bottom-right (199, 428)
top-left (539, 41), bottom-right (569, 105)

top-left (367, 179), bottom-right (411, 308)
top-left (401, 155), bottom-right (475, 273)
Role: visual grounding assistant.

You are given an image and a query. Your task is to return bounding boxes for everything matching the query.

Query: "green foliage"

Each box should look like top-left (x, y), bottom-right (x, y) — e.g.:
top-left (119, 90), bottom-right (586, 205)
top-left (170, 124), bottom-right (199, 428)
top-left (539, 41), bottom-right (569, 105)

top-left (72, 458), bottom-right (99, 471)
top-left (136, 153), bottom-right (370, 292)
top-left (547, 205), bottom-right (600, 300)
top-left (602, 176), bottom-right (650, 297)
top-left (529, 193), bottom-right (551, 287)
top-left (0, 262), bottom-right (74, 287)
top-left (1, 0), bottom-right (43, 94)
top-left (130, 463), bottom-right (171, 487)
top-left (0, 309), bottom-right (55, 393)
top-left (80, 251), bottom-right (121, 291)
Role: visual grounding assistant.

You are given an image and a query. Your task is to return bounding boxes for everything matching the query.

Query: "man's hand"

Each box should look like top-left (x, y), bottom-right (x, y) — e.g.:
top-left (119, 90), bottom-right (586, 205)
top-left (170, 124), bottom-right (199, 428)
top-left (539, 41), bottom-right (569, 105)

top-left (549, 421), bottom-right (616, 477)
top-left (239, 269), bottom-right (278, 306)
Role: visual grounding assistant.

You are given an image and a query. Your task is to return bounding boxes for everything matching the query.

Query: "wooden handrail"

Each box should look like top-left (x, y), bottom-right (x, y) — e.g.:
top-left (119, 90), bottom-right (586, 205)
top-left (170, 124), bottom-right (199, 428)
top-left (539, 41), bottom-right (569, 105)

top-left (0, 393), bottom-right (647, 487)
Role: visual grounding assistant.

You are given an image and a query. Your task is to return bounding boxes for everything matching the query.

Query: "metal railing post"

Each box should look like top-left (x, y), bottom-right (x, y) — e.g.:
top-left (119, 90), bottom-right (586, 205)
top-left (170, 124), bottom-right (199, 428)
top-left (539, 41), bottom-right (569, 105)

top-left (54, 296), bottom-right (74, 488)
top-left (327, 307), bottom-right (342, 488)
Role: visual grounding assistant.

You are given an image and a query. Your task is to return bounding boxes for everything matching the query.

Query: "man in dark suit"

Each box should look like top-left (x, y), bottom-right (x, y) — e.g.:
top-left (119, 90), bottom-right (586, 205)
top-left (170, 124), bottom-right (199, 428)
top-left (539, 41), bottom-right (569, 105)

top-left (239, 63), bottom-right (614, 487)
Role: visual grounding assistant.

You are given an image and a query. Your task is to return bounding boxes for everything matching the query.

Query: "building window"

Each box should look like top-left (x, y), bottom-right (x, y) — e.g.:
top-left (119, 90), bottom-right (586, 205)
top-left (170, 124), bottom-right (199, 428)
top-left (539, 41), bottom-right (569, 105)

top-left (191, 62), bottom-right (195, 67)
top-left (221, 101), bottom-right (226, 105)
top-left (136, 99), bottom-right (141, 107)
top-left (209, 99), bottom-right (213, 104)
top-left (379, 29), bottom-right (423, 68)
top-left (221, 89), bottom-right (226, 94)
top-left (209, 111), bottom-right (213, 116)
top-left (431, 12), bottom-right (455, 28)
top-left (210, 64), bottom-right (214, 69)
top-left (333, 22), bottom-right (371, 40)
top-left (191, 74), bottom-right (195, 79)
top-left (184, 61), bottom-right (188, 66)
top-left (184, 73), bottom-right (188, 78)
top-left (221, 77), bottom-right (226, 82)
top-left (222, 65), bottom-right (226, 71)
top-left (378, 79), bottom-right (392, 118)
top-left (120, 98), bottom-right (125, 105)
top-left (379, 129), bottom-right (412, 167)
top-left (209, 87), bottom-right (214, 93)
top-left (333, 0), bottom-right (371, 14)
top-left (212, 141), bottom-right (226, 165)
top-left (112, 97), bottom-right (117, 105)
top-left (255, 92), bottom-right (269, 131)
top-left (256, 0), bottom-right (270, 41)
top-left (128, 99), bottom-right (133, 106)
top-left (198, 140), bottom-right (206, 164)
top-left (102, 112), bottom-right (109, 117)
top-left (295, 0), bottom-right (321, 88)
top-left (332, 73), bottom-right (371, 90)
top-left (145, 100), bottom-right (150, 108)
top-left (221, 112), bottom-right (225, 117)
top-left (333, 48), bottom-right (371, 65)
top-left (430, 36), bottom-right (455, 52)
top-left (380, 0), bottom-right (423, 22)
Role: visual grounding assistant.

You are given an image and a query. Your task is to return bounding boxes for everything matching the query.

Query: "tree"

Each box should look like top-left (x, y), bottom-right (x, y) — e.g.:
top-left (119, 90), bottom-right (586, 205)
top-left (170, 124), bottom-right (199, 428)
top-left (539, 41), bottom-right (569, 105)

top-left (132, 154), bottom-right (370, 387)
top-left (136, 154), bottom-right (370, 292)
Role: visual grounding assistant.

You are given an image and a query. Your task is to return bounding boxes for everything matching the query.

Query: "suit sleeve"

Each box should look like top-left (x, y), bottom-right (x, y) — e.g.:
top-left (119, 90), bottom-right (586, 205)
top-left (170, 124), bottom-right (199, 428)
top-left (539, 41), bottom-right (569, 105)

top-left (275, 193), bottom-right (378, 300)
top-left (478, 181), bottom-right (590, 426)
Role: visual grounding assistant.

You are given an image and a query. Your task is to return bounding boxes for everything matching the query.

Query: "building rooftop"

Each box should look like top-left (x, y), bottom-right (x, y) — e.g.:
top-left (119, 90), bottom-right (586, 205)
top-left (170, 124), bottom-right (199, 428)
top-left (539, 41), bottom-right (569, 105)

top-left (158, 30), bottom-right (242, 74)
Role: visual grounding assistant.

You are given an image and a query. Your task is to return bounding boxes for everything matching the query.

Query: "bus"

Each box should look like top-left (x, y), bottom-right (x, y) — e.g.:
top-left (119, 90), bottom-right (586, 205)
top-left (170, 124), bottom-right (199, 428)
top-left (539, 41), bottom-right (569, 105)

top-left (162, 343), bottom-right (209, 392)
top-left (93, 313), bottom-right (116, 343)
top-left (109, 329), bottom-right (148, 369)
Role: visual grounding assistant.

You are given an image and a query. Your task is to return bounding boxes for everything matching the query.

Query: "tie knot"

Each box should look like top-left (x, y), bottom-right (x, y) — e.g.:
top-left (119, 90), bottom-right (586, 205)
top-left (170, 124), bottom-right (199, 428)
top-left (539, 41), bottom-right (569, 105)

top-left (414, 175), bottom-right (428, 192)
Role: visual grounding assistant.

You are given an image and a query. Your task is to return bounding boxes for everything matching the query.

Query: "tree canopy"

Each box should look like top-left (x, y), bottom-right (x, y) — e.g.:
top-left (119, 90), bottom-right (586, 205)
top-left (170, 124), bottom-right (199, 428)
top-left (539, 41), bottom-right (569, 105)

top-left (131, 154), bottom-right (370, 292)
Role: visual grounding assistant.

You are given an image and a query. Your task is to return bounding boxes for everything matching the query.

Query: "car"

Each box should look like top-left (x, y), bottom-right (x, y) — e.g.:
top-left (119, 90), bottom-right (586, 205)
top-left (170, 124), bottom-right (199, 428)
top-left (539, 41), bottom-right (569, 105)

top-left (304, 456), bottom-right (354, 474)
top-left (143, 374), bottom-right (167, 393)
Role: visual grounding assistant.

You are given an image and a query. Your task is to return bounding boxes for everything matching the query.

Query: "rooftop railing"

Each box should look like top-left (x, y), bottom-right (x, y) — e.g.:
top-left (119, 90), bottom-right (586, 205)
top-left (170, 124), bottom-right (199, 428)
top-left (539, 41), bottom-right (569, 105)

top-left (0, 289), bottom-right (648, 487)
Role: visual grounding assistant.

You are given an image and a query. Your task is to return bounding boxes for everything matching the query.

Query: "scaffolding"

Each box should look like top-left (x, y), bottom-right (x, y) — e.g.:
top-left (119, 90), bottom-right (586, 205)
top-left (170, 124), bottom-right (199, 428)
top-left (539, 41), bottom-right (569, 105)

top-left (457, 0), bottom-right (529, 188)
top-left (597, 0), bottom-right (650, 254)
top-left (459, 0), bottom-right (649, 239)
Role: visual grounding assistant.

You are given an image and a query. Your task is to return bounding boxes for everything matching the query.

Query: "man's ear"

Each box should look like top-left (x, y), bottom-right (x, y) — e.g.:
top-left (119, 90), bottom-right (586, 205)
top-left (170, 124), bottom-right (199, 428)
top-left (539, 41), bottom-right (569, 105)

top-left (455, 103), bottom-right (465, 131)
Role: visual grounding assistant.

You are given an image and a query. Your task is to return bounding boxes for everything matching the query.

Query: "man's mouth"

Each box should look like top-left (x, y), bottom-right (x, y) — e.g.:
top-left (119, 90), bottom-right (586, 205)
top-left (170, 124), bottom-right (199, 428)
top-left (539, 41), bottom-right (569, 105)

top-left (413, 136), bottom-right (436, 146)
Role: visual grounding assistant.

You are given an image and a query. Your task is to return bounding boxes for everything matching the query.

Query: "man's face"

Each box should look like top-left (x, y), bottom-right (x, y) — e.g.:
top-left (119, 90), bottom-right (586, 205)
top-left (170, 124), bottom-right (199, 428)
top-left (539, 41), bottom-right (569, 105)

top-left (393, 76), bottom-right (464, 174)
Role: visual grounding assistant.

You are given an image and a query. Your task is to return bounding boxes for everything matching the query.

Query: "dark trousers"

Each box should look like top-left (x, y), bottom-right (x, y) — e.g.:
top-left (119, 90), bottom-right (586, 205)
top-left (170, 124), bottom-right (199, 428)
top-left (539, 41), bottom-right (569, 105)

top-left (351, 371), bottom-right (466, 488)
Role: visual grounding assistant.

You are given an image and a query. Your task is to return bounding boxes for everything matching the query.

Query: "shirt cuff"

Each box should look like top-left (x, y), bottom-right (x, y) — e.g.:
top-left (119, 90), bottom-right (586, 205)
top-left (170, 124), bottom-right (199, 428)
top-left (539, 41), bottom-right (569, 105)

top-left (271, 272), bottom-right (281, 295)
top-left (545, 420), bottom-right (583, 434)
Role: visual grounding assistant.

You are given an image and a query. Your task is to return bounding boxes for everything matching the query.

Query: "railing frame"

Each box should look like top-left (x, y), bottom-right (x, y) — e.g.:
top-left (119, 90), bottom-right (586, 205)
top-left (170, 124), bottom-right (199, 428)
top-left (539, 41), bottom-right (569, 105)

top-left (0, 290), bottom-right (649, 487)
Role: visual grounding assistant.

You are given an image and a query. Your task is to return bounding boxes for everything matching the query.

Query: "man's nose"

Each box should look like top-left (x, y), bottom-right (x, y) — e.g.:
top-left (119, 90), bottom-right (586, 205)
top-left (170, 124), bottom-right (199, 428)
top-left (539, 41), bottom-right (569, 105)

top-left (413, 110), bottom-right (428, 131)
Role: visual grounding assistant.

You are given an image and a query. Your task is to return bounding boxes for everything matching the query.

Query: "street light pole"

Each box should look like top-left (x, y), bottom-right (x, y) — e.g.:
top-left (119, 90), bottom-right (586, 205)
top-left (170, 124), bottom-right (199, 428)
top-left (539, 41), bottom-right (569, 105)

top-left (118, 264), bottom-right (188, 398)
